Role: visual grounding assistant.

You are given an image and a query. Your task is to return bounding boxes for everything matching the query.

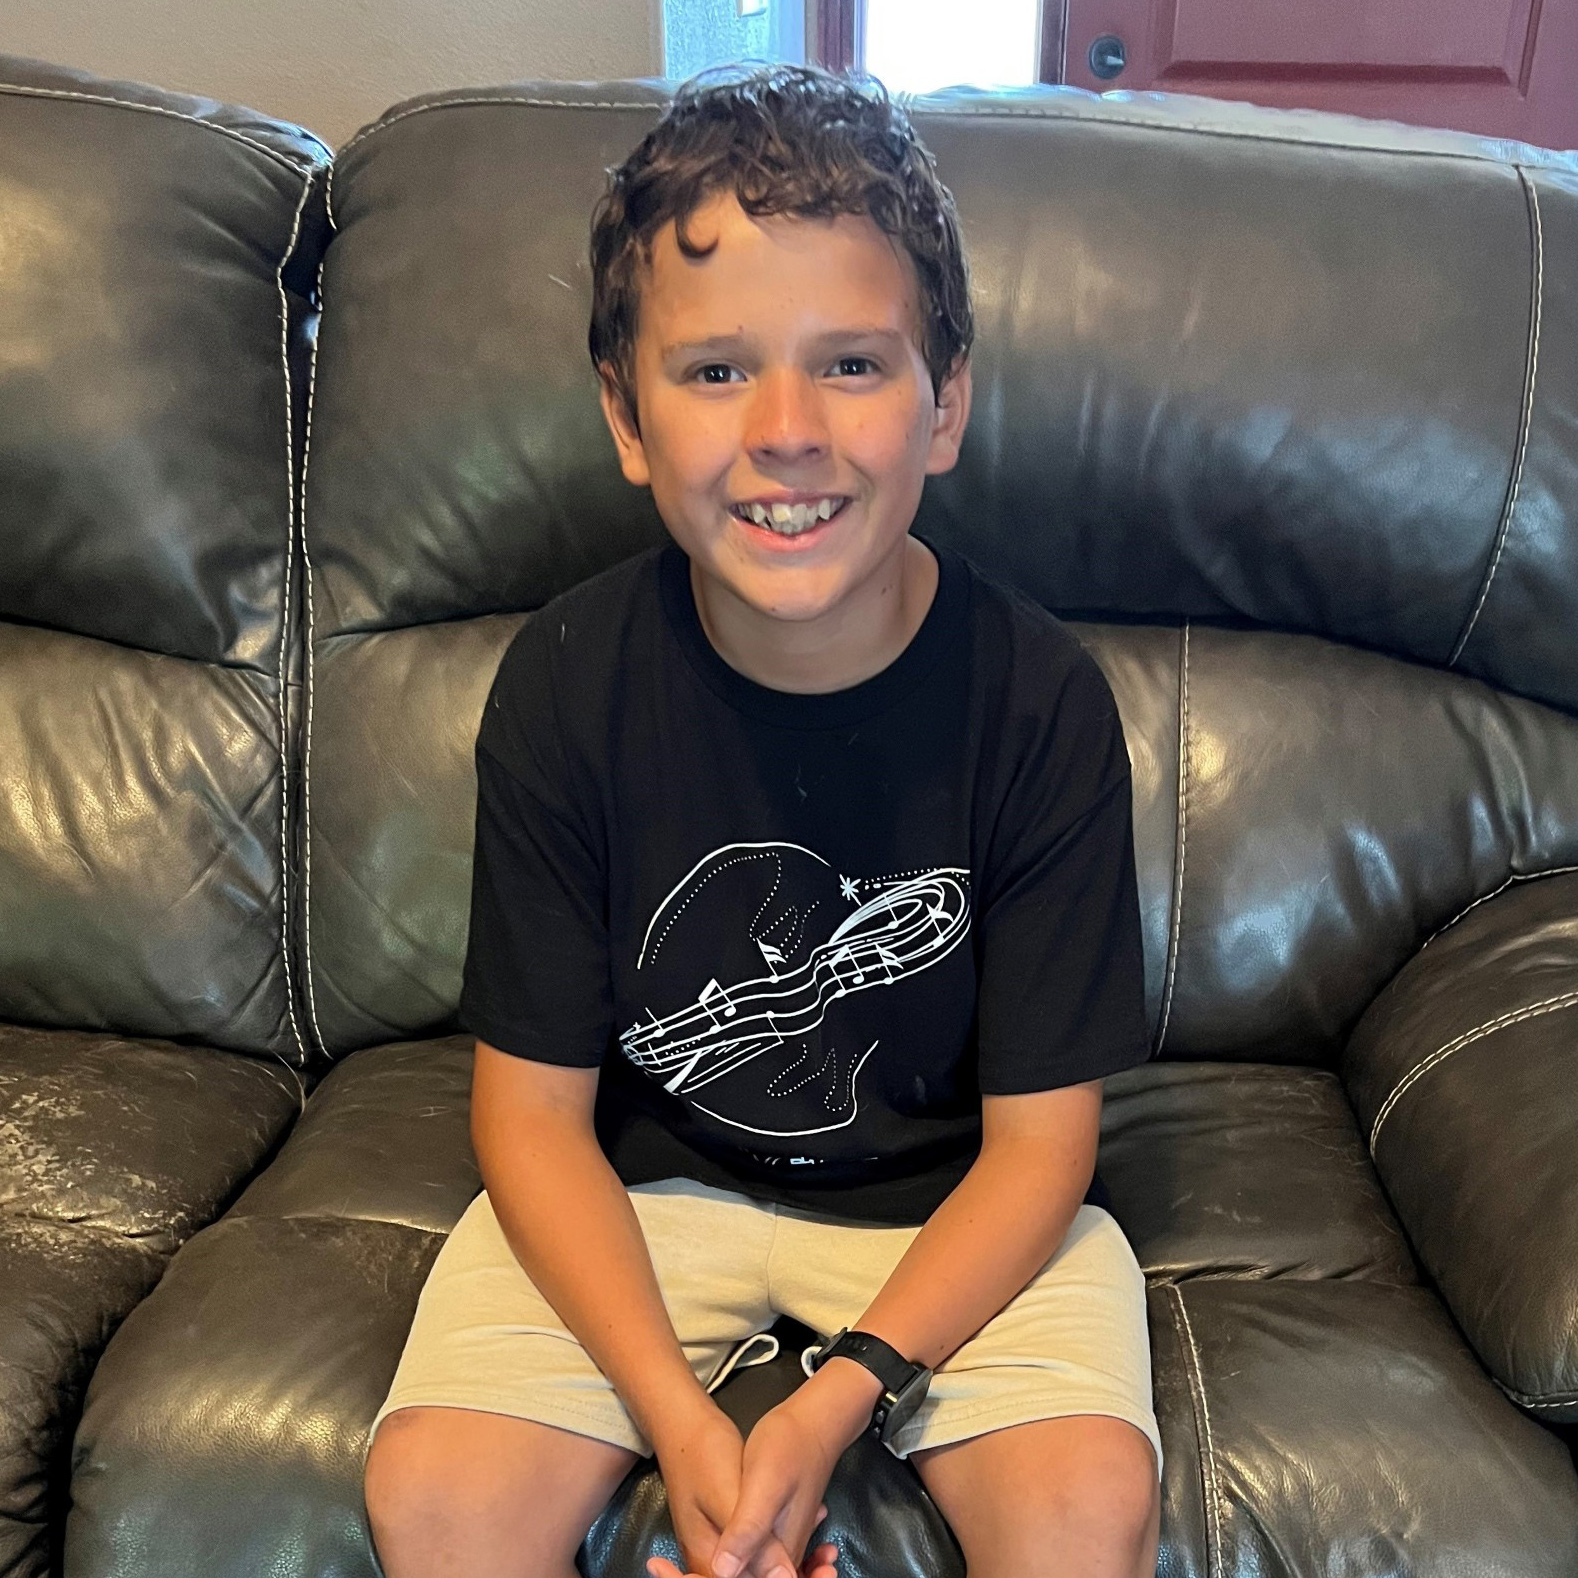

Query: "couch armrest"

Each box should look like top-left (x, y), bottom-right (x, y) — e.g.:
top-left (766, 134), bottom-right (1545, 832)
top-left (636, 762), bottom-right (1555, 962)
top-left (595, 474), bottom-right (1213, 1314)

top-left (1342, 870), bottom-right (1578, 1423)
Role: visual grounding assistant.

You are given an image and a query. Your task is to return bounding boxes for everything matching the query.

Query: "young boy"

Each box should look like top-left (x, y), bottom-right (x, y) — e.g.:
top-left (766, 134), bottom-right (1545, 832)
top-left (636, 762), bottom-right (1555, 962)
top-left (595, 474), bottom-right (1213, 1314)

top-left (364, 64), bottom-right (1162, 1578)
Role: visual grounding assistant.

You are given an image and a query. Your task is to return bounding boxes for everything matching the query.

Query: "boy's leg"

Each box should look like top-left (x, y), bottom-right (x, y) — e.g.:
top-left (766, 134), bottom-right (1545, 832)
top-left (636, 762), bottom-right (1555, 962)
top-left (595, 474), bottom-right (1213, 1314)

top-left (909, 1415), bottom-right (1161, 1578)
top-left (365, 1405), bottom-right (639, 1578)
top-left (361, 1180), bottom-right (776, 1577)
top-left (770, 1201), bottom-right (1163, 1576)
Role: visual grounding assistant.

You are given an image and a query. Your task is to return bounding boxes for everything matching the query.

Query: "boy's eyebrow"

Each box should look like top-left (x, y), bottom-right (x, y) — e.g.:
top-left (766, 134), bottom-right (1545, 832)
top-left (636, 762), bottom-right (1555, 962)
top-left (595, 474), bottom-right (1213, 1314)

top-left (660, 327), bottom-right (911, 360)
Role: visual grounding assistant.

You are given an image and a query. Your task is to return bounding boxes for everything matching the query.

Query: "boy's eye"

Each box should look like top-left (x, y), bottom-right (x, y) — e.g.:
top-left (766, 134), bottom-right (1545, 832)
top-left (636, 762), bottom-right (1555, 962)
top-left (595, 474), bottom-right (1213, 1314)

top-left (693, 363), bottom-right (741, 385)
top-left (831, 355), bottom-right (878, 377)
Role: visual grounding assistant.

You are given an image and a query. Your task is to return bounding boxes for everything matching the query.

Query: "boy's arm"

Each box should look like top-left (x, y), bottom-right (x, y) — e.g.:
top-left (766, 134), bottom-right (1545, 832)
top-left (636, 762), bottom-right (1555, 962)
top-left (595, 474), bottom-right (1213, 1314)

top-left (474, 1043), bottom-right (835, 1578)
top-left (793, 1078), bottom-right (1105, 1441)
top-left (469, 1039), bottom-right (719, 1448)
top-left (706, 1082), bottom-right (1102, 1578)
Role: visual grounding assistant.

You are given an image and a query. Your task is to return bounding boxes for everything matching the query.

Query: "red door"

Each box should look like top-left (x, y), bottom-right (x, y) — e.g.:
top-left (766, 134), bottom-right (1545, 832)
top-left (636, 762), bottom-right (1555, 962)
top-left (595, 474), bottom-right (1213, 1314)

top-left (1055, 0), bottom-right (1578, 150)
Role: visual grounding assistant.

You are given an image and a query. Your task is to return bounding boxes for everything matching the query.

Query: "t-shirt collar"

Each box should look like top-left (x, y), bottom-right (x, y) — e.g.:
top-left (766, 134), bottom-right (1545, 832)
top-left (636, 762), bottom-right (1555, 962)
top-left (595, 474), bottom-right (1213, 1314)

top-left (658, 533), bottom-right (967, 728)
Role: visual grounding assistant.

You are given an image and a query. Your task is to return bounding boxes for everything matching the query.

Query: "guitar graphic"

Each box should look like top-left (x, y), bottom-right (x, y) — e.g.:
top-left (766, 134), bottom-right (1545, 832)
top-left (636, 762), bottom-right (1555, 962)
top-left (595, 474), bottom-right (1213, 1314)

top-left (621, 842), bottom-right (970, 1137)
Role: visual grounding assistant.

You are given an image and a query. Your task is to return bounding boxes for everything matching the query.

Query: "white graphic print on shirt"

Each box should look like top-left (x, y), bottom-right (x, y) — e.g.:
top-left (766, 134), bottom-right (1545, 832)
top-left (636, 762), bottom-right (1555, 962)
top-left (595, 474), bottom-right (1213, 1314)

top-left (620, 842), bottom-right (970, 1140)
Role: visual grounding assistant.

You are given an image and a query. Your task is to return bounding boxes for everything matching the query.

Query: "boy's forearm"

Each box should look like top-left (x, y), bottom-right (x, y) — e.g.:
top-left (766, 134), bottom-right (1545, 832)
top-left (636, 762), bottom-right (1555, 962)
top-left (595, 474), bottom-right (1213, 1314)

top-left (799, 1138), bottom-right (1093, 1448)
top-left (474, 1116), bottom-right (717, 1452)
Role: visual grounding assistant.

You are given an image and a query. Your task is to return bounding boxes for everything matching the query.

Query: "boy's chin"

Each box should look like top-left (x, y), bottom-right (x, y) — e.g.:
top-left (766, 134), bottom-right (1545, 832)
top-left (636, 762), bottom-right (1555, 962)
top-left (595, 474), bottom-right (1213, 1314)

top-left (706, 562), bottom-right (848, 624)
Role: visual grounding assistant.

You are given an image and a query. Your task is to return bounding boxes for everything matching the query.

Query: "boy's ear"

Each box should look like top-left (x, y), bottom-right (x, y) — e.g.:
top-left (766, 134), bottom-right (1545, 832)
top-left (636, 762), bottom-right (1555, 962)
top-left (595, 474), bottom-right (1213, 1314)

top-left (924, 356), bottom-right (973, 476)
top-left (597, 362), bottom-right (652, 487)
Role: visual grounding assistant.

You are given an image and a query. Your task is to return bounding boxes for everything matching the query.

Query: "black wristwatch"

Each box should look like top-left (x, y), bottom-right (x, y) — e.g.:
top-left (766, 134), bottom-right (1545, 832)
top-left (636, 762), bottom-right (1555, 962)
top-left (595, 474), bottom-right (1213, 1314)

top-left (807, 1328), bottom-right (932, 1445)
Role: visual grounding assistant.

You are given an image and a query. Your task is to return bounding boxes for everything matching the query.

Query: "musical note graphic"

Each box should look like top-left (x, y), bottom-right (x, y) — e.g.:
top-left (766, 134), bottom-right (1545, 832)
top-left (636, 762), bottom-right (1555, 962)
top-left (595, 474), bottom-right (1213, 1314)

top-left (620, 843), bottom-right (970, 1137)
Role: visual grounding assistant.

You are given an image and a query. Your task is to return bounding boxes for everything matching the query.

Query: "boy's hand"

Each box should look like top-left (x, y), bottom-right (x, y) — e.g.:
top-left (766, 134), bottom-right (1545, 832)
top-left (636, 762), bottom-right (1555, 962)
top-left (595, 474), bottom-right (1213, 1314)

top-left (645, 1537), bottom-right (837, 1578)
top-left (702, 1394), bottom-right (845, 1578)
top-left (650, 1399), bottom-right (829, 1578)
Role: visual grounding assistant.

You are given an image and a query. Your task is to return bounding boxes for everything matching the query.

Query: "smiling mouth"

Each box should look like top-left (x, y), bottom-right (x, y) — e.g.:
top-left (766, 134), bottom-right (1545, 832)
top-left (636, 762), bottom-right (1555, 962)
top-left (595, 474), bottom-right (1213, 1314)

top-left (728, 497), bottom-right (851, 537)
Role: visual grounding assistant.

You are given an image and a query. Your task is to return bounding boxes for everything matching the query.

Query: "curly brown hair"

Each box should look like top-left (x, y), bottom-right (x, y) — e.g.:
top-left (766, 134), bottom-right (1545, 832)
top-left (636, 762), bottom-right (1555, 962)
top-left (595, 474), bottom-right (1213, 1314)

top-left (588, 63), bottom-right (974, 432)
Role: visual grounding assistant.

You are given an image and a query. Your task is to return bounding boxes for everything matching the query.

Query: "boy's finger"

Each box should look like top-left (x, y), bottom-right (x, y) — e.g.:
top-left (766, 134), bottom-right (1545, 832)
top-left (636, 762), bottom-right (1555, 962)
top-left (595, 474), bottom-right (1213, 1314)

top-left (739, 1533), bottom-right (801, 1578)
top-left (710, 1474), bottom-right (788, 1578)
top-left (802, 1541), bottom-right (839, 1577)
top-left (645, 1559), bottom-right (697, 1578)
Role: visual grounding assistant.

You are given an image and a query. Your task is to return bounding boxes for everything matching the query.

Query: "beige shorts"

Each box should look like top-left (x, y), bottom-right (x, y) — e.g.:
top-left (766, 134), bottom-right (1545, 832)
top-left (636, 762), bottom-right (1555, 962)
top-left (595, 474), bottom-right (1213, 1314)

top-left (369, 1176), bottom-right (1161, 1479)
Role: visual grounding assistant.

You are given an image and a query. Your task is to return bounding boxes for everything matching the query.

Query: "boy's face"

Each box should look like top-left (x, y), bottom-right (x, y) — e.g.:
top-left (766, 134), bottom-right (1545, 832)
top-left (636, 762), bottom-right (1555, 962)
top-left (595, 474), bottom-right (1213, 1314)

top-left (598, 189), bottom-right (970, 630)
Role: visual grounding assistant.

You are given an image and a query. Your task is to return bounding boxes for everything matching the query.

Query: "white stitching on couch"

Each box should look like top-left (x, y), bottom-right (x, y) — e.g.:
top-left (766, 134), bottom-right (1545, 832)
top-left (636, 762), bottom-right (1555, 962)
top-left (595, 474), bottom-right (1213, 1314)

top-left (1369, 988), bottom-right (1578, 1155)
top-left (298, 251), bottom-right (329, 1057)
top-left (1492, 1366), bottom-right (1578, 1412)
top-left (905, 103), bottom-right (1578, 169)
top-left (318, 89), bottom-right (1572, 176)
top-left (1418, 863), bottom-right (1578, 952)
top-left (1155, 621), bottom-right (1191, 1055)
top-left (272, 170), bottom-right (315, 1099)
top-left (1167, 1284), bottom-right (1222, 1575)
top-left (1450, 170), bottom-right (1543, 665)
top-left (1497, 1381), bottom-right (1578, 1411)
top-left (0, 81), bottom-right (313, 173)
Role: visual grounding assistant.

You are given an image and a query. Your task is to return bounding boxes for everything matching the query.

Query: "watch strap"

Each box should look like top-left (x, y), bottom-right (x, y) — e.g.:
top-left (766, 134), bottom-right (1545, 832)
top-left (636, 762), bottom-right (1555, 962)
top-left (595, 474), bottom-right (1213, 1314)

top-left (813, 1328), bottom-right (921, 1393)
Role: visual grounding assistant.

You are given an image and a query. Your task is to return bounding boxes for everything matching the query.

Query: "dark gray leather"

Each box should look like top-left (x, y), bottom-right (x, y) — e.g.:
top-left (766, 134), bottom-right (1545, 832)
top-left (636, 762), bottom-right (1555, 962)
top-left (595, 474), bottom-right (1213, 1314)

top-left (1, 55), bottom-right (1573, 1578)
top-left (0, 51), bottom-right (329, 1578)
top-left (0, 53), bottom-right (329, 1054)
top-left (1345, 868), bottom-right (1578, 1422)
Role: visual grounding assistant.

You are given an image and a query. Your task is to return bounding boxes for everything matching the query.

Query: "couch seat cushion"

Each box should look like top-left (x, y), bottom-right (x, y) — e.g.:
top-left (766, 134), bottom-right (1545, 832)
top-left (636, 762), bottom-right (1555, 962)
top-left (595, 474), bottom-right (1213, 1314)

top-left (64, 1038), bottom-right (1578, 1577)
top-left (1, 1024), bottom-right (302, 1576)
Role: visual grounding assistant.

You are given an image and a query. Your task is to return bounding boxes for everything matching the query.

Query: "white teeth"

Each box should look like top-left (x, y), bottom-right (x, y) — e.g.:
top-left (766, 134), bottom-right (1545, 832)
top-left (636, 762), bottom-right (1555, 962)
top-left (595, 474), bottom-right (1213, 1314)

top-left (736, 497), bottom-right (845, 536)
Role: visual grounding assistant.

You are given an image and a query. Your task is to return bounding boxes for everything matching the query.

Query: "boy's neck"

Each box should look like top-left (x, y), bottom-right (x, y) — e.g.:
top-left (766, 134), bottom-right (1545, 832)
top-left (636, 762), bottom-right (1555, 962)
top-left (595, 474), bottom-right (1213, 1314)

top-left (687, 535), bottom-right (939, 696)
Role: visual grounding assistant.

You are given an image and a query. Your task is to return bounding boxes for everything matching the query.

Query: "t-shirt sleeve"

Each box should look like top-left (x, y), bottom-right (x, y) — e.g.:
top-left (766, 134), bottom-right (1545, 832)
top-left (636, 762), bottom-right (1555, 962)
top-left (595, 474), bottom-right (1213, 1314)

top-left (975, 646), bottom-right (1153, 1094)
top-left (456, 620), bottom-right (614, 1067)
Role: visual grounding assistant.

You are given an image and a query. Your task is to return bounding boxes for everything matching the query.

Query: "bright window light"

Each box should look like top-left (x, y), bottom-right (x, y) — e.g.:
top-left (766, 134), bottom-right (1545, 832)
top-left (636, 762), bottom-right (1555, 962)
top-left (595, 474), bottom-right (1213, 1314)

top-left (864, 0), bottom-right (1040, 93)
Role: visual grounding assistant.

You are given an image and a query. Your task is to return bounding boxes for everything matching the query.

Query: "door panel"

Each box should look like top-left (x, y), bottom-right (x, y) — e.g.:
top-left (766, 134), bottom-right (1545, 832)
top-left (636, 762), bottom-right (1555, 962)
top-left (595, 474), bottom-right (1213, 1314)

top-left (1060, 0), bottom-right (1578, 149)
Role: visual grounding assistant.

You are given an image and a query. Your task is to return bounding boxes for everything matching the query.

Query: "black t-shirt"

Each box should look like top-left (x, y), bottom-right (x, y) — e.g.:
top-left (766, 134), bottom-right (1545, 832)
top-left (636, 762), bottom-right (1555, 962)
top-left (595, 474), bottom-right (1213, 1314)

top-left (459, 537), bottom-right (1152, 1226)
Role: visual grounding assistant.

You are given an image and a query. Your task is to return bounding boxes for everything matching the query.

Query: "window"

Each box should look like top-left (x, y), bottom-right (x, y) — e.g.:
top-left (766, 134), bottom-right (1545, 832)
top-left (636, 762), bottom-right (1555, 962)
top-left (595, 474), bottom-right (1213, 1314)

top-left (864, 0), bottom-right (1040, 91)
top-left (663, 0), bottom-right (807, 79)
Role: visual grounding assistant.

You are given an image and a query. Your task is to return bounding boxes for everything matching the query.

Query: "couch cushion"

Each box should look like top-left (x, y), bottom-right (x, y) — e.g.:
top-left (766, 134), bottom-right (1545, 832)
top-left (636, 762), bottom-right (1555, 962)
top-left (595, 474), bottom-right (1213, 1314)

top-left (0, 1024), bottom-right (303, 1577)
top-left (1100, 1060), bottom-right (1417, 1285)
top-left (66, 1035), bottom-right (475, 1577)
top-left (1158, 627), bottom-right (1578, 1063)
top-left (1345, 870), bottom-right (1578, 1422)
top-left (314, 82), bottom-right (1578, 711)
top-left (303, 88), bottom-right (1578, 1063)
top-left (302, 599), bottom-right (1578, 1078)
top-left (0, 53), bottom-right (329, 1055)
top-left (66, 1036), bottom-right (1578, 1576)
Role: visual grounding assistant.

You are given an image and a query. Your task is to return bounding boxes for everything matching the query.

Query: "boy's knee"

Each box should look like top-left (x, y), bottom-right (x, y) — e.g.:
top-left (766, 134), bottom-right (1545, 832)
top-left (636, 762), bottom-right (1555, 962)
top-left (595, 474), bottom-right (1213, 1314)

top-left (993, 1420), bottom-right (1159, 1565)
top-left (1043, 1423), bottom-right (1161, 1560)
top-left (362, 1407), bottom-right (634, 1578)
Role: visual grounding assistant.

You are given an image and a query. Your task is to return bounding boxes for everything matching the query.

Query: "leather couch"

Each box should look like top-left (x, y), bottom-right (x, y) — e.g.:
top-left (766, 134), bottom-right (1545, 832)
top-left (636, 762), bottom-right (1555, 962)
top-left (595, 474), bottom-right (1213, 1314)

top-left (2, 49), bottom-right (1576, 1578)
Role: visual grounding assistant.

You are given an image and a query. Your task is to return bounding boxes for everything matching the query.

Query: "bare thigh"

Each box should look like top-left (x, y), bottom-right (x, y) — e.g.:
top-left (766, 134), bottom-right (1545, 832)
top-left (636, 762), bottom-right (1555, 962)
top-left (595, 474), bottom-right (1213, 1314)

top-left (363, 1404), bottom-right (641, 1578)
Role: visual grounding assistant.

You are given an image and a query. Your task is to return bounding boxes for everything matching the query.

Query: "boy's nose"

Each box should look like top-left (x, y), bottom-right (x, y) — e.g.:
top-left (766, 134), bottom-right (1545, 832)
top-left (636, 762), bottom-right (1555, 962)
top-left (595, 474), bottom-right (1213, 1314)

top-left (745, 367), bottom-right (830, 461)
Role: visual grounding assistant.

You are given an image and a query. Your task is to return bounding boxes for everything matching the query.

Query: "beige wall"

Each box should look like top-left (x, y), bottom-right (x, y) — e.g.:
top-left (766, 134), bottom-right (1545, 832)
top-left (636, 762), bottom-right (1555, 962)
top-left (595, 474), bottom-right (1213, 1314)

top-left (1, 0), bottom-right (660, 147)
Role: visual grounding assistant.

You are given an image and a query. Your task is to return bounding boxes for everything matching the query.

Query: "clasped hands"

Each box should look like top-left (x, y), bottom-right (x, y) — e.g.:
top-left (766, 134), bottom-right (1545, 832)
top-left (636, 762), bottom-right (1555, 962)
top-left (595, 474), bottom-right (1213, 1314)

top-left (646, 1386), bottom-right (847, 1578)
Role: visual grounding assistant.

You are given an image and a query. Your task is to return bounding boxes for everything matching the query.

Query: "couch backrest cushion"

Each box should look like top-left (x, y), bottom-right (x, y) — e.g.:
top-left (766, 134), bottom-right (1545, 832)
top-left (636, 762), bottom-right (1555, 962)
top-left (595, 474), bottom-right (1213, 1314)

top-left (0, 56), bottom-right (329, 1058)
top-left (302, 82), bottom-right (1578, 1062)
